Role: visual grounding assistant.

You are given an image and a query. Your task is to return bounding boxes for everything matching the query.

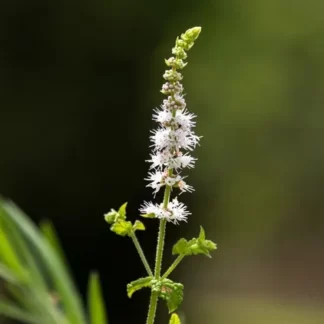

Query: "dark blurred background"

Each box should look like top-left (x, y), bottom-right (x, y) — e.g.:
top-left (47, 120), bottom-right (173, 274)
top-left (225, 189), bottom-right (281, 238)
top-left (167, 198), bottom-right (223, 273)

top-left (1, 0), bottom-right (324, 323)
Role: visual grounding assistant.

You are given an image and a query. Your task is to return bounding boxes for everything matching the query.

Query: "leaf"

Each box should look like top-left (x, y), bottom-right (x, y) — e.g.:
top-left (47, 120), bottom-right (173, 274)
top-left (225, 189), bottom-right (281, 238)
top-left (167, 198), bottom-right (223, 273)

top-left (169, 313), bottom-right (181, 324)
top-left (0, 220), bottom-right (26, 280)
top-left (172, 238), bottom-right (190, 255)
top-left (152, 278), bottom-right (184, 313)
top-left (0, 263), bottom-right (21, 285)
top-left (87, 272), bottom-right (108, 324)
top-left (104, 209), bottom-right (118, 224)
top-left (0, 209), bottom-right (48, 289)
top-left (198, 226), bottom-right (205, 240)
top-left (133, 220), bottom-right (145, 232)
top-left (140, 213), bottom-right (155, 219)
top-left (40, 220), bottom-right (68, 267)
top-left (127, 276), bottom-right (152, 298)
top-left (118, 202), bottom-right (128, 220)
top-left (110, 220), bottom-right (133, 237)
top-left (172, 227), bottom-right (217, 258)
top-left (0, 299), bottom-right (43, 324)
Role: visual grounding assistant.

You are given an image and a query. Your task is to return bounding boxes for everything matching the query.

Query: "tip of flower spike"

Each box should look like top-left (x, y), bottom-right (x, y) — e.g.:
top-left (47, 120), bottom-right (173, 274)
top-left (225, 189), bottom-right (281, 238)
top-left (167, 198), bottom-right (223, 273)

top-left (182, 27), bottom-right (202, 42)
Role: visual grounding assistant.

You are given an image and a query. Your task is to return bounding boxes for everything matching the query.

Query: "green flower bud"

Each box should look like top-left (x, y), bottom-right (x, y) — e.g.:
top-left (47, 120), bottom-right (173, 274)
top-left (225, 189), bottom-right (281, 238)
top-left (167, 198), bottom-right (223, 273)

top-left (172, 46), bottom-right (187, 60)
top-left (163, 69), bottom-right (183, 82)
top-left (175, 38), bottom-right (193, 51)
top-left (165, 57), bottom-right (187, 70)
top-left (181, 27), bottom-right (201, 43)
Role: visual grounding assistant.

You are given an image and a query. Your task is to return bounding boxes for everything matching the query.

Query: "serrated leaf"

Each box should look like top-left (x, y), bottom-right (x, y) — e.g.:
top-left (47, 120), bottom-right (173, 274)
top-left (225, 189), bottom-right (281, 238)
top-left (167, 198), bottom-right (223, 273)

top-left (127, 276), bottom-right (152, 298)
top-left (133, 220), bottom-right (145, 232)
top-left (172, 227), bottom-right (217, 258)
top-left (155, 279), bottom-right (184, 313)
top-left (169, 313), bottom-right (181, 324)
top-left (87, 272), bottom-right (108, 324)
top-left (172, 238), bottom-right (190, 255)
top-left (118, 202), bottom-right (128, 220)
top-left (140, 213), bottom-right (155, 219)
top-left (110, 220), bottom-right (133, 237)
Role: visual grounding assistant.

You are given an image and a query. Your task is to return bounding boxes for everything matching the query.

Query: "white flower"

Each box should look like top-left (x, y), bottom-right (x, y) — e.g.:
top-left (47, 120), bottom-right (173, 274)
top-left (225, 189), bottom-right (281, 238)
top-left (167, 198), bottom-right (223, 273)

top-left (175, 154), bottom-right (196, 169)
top-left (139, 198), bottom-right (190, 224)
top-left (148, 150), bottom-right (172, 169)
top-left (178, 180), bottom-right (194, 193)
top-left (175, 110), bottom-right (196, 130)
top-left (145, 171), bottom-right (165, 194)
top-left (173, 129), bottom-right (200, 151)
top-left (152, 109), bottom-right (172, 124)
top-left (150, 128), bottom-right (171, 150)
top-left (139, 201), bottom-right (164, 217)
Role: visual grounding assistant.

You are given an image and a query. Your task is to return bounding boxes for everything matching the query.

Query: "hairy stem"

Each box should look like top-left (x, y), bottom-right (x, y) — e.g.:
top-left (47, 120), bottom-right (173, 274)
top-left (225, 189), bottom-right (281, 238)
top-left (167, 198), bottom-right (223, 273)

top-left (146, 185), bottom-right (171, 324)
top-left (161, 254), bottom-right (185, 280)
top-left (130, 232), bottom-right (153, 277)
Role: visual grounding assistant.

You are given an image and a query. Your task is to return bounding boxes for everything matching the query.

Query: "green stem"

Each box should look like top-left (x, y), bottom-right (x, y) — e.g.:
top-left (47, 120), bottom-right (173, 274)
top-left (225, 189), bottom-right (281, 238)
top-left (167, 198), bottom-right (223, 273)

top-left (161, 254), bottom-right (185, 280)
top-left (146, 291), bottom-right (159, 324)
top-left (146, 185), bottom-right (171, 324)
top-left (130, 232), bottom-right (153, 277)
top-left (154, 218), bottom-right (167, 278)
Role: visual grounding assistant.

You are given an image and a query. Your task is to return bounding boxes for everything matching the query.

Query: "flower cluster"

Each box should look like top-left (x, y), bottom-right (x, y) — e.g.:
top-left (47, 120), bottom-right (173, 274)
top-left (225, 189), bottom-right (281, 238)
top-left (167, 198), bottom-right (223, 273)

top-left (141, 27), bottom-right (201, 224)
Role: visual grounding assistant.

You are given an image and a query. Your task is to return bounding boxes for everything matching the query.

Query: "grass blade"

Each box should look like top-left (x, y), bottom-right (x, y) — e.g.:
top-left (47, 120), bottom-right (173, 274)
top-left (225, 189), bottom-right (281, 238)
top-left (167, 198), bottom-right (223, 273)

top-left (87, 272), bottom-right (108, 324)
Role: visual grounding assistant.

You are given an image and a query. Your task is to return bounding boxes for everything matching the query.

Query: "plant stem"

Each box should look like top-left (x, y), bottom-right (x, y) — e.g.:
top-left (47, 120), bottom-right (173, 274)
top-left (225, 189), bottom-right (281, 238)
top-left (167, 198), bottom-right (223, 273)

top-left (130, 232), bottom-right (153, 277)
top-left (161, 254), bottom-right (185, 280)
top-left (146, 185), bottom-right (171, 324)
top-left (154, 218), bottom-right (167, 278)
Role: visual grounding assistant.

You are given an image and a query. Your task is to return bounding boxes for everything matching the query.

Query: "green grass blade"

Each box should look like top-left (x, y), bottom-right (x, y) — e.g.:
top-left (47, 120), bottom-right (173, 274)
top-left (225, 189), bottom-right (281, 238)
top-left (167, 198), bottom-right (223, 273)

top-left (40, 220), bottom-right (68, 266)
top-left (0, 199), bottom-right (87, 324)
top-left (0, 207), bottom-right (48, 289)
top-left (87, 272), bottom-right (108, 324)
top-left (0, 262), bottom-right (22, 284)
top-left (0, 215), bottom-right (26, 280)
top-left (0, 298), bottom-right (43, 324)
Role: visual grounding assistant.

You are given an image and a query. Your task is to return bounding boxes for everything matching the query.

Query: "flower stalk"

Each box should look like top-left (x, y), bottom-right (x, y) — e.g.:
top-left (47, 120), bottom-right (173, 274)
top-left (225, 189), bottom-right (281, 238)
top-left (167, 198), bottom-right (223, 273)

top-left (105, 26), bottom-right (217, 324)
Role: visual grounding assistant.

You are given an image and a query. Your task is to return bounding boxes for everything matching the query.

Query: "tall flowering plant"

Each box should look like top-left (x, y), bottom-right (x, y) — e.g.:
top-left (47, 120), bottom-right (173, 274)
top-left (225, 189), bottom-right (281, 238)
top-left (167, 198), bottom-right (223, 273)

top-left (104, 27), bottom-right (216, 324)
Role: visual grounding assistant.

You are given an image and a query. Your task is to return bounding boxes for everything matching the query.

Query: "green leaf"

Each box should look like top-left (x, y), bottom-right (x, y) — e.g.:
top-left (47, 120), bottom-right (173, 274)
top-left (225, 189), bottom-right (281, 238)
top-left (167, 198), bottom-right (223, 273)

top-left (169, 313), bottom-right (181, 324)
top-left (87, 272), bottom-right (108, 324)
top-left (0, 209), bottom-right (48, 290)
top-left (0, 263), bottom-right (21, 284)
top-left (118, 202), bottom-right (128, 220)
top-left (40, 220), bottom-right (68, 267)
top-left (172, 238), bottom-right (190, 255)
top-left (104, 209), bottom-right (118, 224)
top-left (110, 220), bottom-right (133, 237)
top-left (152, 279), bottom-right (184, 313)
top-left (172, 227), bottom-right (217, 258)
top-left (127, 276), bottom-right (152, 298)
top-left (0, 219), bottom-right (26, 280)
top-left (0, 299), bottom-right (43, 324)
top-left (133, 220), bottom-right (145, 232)
top-left (140, 213), bottom-right (155, 219)
top-left (198, 226), bottom-right (205, 240)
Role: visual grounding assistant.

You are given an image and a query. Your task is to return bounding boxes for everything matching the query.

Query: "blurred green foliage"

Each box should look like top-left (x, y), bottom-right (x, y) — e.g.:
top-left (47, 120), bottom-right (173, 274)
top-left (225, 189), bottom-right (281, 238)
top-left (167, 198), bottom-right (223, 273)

top-left (0, 198), bottom-right (107, 324)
